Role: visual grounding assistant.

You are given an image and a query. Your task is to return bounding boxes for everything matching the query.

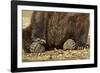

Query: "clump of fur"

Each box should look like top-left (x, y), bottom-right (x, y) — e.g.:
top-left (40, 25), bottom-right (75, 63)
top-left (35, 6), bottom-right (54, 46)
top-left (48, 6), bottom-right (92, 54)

top-left (22, 23), bottom-right (32, 53)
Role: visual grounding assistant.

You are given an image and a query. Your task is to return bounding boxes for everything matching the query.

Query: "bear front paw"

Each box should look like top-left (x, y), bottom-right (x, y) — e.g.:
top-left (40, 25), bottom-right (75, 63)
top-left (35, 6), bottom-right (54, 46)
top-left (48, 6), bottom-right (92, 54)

top-left (29, 39), bottom-right (46, 53)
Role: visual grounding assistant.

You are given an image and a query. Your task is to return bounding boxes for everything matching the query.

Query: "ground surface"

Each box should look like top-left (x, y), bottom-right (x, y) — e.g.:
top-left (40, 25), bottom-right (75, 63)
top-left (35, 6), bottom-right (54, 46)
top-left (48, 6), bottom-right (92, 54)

top-left (22, 48), bottom-right (90, 62)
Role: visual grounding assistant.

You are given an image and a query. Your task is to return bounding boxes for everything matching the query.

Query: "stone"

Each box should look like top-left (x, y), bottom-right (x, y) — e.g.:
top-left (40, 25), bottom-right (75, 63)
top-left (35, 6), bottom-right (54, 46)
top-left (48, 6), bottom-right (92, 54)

top-left (63, 39), bottom-right (76, 50)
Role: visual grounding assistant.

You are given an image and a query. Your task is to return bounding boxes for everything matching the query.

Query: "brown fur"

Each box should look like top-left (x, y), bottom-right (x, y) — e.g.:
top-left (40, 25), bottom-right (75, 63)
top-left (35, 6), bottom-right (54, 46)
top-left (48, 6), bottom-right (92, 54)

top-left (22, 23), bottom-right (32, 52)
top-left (30, 11), bottom-right (89, 50)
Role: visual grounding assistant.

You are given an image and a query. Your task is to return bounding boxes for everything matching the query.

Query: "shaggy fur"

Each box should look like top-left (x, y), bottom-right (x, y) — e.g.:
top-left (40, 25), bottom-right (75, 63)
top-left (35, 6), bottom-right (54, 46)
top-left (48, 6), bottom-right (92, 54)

top-left (25, 11), bottom-right (90, 50)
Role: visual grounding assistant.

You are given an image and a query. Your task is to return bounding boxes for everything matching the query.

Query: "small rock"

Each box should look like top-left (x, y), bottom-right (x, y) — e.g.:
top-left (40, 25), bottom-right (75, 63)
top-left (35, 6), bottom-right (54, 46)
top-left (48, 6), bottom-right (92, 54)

top-left (63, 39), bottom-right (76, 50)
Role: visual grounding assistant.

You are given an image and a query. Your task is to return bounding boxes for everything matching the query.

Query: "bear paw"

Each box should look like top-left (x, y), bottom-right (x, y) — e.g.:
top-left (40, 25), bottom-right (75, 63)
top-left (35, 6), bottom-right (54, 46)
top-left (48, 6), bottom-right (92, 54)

top-left (29, 39), bottom-right (46, 53)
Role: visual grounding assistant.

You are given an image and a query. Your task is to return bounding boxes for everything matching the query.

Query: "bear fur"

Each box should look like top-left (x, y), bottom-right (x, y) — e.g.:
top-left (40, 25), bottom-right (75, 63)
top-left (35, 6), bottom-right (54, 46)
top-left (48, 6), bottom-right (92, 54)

top-left (23, 11), bottom-right (90, 52)
top-left (30, 11), bottom-right (89, 50)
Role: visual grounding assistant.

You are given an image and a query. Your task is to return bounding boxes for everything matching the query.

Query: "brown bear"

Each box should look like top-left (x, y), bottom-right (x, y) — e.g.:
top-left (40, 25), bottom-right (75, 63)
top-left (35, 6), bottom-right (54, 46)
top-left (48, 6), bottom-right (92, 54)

top-left (23, 11), bottom-right (90, 53)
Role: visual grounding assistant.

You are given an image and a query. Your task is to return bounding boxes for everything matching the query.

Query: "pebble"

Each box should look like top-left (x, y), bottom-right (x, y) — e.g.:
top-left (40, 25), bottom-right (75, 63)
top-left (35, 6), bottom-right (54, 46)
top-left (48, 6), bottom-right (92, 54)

top-left (63, 39), bottom-right (76, 50)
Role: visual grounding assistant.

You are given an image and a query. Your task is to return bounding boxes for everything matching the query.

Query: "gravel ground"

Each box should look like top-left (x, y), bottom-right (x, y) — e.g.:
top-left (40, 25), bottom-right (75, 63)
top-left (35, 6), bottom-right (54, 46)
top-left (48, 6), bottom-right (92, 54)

top-left (22, 48), bottom-right (90, 62)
